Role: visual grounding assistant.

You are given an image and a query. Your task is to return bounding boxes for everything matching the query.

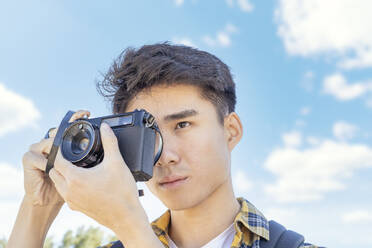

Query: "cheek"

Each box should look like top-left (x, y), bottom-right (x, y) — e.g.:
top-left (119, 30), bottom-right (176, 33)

top-left (185, 128), bottom-right (230, 180)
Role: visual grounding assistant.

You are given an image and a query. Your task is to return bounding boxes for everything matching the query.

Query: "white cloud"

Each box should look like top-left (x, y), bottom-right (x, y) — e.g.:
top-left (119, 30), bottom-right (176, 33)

top-left (172, 37), bottom-right (197, 48)
top-left (300, 106), bottom-right (311, 116)
top-left (367, 98), bottom-right (372, 108)
top-left (304, 71), bottom-right (314, 79)
top-left (294, 119), bottom-right (306, 127)
top-left (301, 71), bottom-right (315, 92)
top-left (322, 73), bottom-right (372, 101)
top-left (342, 210), bottom-right (372, 224)
top-left (0, 163), bottom-right (24, 199)
top-left (0, 201), bottom-right (23, 239)
top-left (202, 24), bottom-right (238, 48)
top-left (225, 23), bottom-right (238, 33)
top-left (237, 0), bottom-right (254, 12)
top-left (333, 121), bottom-right (358, 141)
top-left (174, 0), bottom-right (184, 6)
top-left (275, 0), bottom-right (372, 69)
top-left (0, 83), bottom-right (41, 137)
top-left (232, 170), bottom-right (253, 193)
top-left (264, 135), bottom-right (372, 203)
top-left (0, 163), bottom-right (24, 239)
top-left (282, 130), bottom-right (302, 148)
top-left (226, 0), bottom-right (254, 12)
top-left (264, 207), bottom-right (297, 226)
top-left (306, 136), bottom-right (321, 146)
top-left (226, 0), bottom-right (234, 7)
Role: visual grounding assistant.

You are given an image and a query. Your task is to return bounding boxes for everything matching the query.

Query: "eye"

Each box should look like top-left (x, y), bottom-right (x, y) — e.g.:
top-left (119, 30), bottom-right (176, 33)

top-left (175, 121), bottom-right (191, 129)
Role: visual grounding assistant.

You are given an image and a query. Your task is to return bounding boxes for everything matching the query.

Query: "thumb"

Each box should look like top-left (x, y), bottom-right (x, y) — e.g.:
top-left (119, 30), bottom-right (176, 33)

top-left (100, 122), bottom-right (121, 160)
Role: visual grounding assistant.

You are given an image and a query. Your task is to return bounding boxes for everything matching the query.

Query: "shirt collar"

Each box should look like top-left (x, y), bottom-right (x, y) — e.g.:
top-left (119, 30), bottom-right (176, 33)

top-left (150, 197), bottom-right (269, 241)
top-left (235, 197), bottom-right (269, 240)
top-left (151, 208), bottom-right (171, 236)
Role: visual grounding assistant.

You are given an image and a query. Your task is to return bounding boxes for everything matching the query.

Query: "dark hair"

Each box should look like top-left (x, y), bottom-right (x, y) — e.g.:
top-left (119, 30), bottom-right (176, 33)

top-left (96, 42), bottom-right (236, 124)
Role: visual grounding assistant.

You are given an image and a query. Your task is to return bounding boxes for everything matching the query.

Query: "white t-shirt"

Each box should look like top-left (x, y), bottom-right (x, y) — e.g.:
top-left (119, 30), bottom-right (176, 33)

top-left (167, 223), bottom-right (235, 248)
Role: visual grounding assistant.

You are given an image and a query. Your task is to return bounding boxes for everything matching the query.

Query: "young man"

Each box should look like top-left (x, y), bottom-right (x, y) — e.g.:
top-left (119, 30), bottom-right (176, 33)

top-left (8, 43), bottom-right (319, 248)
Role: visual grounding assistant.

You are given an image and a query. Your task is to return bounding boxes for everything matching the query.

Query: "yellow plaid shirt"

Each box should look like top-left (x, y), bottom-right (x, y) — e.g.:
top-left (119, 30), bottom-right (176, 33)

top-left (99, 197), bottom-right (320, 248)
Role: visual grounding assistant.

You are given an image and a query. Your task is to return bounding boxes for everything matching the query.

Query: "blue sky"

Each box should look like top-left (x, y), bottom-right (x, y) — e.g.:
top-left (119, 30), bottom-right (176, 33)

top-left (1, 0), bottom-right (372, 247)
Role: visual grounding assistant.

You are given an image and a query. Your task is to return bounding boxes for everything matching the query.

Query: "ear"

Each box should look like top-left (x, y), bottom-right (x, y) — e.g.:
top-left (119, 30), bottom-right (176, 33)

top-left (224, 112), bottom-right (243, 152)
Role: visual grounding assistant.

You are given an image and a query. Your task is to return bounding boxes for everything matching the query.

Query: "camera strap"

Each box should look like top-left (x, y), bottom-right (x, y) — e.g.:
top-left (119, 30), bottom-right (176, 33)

top-left (45, 111), bottom-right (75, 175)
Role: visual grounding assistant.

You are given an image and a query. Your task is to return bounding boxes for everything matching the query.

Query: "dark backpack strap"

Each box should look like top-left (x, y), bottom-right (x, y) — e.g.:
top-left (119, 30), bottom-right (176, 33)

top-left (259, 220), bottom-right (304, 248)
top-left (100, 240), bottom-right (124, 248)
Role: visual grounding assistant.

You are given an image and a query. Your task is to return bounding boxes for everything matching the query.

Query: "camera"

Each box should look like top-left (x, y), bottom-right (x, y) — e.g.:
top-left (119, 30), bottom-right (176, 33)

top-left (59, 109), bottom-right (163, 182)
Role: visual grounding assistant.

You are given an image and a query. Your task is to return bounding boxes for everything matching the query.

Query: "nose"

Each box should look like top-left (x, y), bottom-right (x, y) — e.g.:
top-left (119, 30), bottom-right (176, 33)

top-left (155, 131), bottom-right (180, 167)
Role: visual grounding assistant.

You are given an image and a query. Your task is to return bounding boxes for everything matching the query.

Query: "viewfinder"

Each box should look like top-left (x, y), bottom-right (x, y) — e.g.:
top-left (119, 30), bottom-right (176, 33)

top-left (102, 115), bottom-right (133, 127)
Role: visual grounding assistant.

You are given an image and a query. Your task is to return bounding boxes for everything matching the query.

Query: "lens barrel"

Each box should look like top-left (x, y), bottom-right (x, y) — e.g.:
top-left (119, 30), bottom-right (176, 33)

top-left (61, 120), bottom-right (103, 167)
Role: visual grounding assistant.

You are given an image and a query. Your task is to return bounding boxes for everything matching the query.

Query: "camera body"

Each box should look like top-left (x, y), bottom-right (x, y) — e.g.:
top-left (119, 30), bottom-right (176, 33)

top-left (60, 109), bottom-right (162, 182)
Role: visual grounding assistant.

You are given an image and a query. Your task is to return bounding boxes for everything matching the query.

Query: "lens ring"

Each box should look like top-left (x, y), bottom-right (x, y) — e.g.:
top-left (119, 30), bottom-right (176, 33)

top-left (61, 120), bottom-right (97, 163)
top-left (153, 124), bottom-right (163, 165)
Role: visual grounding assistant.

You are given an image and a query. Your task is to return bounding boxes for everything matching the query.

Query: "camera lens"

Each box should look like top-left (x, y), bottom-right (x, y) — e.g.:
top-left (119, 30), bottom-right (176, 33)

top-left (78, 138), bottom-right (89, 151)
top-left (61, 120), bottom-right (103, 167)
top-left (71, 133), bottom-right (90, 155)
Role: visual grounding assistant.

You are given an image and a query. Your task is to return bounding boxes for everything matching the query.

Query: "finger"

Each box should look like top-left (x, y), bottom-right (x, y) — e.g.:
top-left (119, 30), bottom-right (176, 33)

top-left (29, 138), bottom-right (54, 157)
top-left (54, 148), bottom-right (83, 178)
top-left (69, 110), bottom-right (90, 123)
top-left (53, 148), bottom-right (73, 176)
top-left (49, 168), bottom-right (68, 199)
top-left (47, 127), bottom-right (58, 138)
top-left (22, 151), bottom-right (47, 171)
top-left (44, 110), bottom-right (90, 140)
top-left (100, 122), bottom-right (121, 159)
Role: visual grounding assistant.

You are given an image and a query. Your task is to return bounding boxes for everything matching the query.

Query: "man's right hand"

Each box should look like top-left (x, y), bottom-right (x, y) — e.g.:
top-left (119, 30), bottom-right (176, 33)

top-left (21, 110), bottom-right (90, 206)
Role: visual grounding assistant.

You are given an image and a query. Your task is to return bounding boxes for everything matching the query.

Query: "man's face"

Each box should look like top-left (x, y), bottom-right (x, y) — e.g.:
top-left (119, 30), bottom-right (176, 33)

top-left (126, 84), bottom-right (235, 210)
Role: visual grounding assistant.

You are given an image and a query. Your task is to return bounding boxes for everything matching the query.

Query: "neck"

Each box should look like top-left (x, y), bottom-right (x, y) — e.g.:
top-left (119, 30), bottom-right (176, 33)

top-left (168, 177), bottom-right (240, 248)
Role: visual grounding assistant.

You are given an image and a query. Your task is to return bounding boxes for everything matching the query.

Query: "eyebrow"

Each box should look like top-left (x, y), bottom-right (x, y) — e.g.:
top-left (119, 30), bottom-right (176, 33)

top-left (163, 109), bottom-right (199, 122)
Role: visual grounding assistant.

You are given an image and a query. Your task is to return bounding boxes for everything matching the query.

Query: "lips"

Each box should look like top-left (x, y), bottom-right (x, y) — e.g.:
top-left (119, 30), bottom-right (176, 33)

top-left (159, 175), bottom-right (188, 185)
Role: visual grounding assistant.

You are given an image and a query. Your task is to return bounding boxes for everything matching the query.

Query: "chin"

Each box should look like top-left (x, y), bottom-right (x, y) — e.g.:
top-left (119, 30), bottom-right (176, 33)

top-left (148, 179), bottom-right (224, 211)
top-left (158, 191), bottom-right (209, 211)
top-left (163, 198), bottom-right (199, 211)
